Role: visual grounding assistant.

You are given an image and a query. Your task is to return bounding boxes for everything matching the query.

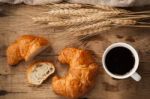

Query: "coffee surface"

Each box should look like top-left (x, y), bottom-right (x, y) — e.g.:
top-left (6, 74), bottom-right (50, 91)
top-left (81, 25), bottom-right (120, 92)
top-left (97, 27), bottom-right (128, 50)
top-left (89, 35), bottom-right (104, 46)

top-left (105, 47), bottom-right (135, 75)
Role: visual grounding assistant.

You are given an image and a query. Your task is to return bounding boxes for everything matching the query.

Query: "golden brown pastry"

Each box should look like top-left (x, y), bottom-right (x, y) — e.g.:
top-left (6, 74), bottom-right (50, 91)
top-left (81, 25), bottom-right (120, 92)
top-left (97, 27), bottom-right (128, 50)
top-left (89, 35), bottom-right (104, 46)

top-left (7, 35), bottom-right (49, 65)
top-left (6, 43), bottom-right (23, 65)
top-left (52, 48), bottom-right (99, 98)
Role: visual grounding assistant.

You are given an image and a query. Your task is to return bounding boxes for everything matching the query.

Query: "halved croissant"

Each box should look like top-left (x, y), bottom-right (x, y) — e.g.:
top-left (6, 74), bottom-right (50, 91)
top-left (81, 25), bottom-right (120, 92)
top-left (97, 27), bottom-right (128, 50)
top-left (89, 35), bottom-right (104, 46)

top-left (7, 35), bottom-right (49, 65)
top-left (27, 61), bottom-right (55, 85)
top-left (52, 48), bottom-right (99, 98)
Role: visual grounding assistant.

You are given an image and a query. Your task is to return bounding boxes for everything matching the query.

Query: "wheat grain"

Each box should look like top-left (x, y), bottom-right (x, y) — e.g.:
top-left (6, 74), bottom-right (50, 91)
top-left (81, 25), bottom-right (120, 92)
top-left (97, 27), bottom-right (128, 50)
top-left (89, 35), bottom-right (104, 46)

top-left (45, 7), bottom-right (124, 17)
top-left (47, 12), bottom-right (113, 26)
top-left (111, 19), bottom-right (137, 25)
top-left (97, 11), bottom-right (124, 16)
top-left (54, 3), bottom-right (82, 8)
top-left (47, 10), bottom-right (123, 27)
top-left (32, 16), bottom-right (61, 22)
top-left (46, 9), bottom-right (99, 16)
top-left (47, 16), bottom-right (106, 26)
top-left (68, 21), bottom-right (112, 32)
top-left (73, 27), bottom-right (112, 37)
top-left (47, 3), bottom-right (82, 8)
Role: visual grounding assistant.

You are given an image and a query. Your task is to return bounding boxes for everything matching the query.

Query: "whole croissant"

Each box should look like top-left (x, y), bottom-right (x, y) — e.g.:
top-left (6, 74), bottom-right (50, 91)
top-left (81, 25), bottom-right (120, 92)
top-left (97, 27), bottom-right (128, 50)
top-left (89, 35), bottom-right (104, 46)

top-left (52, 48), bottom-right (99, 98)
top-left (7, 35), bottom-right (49, 65)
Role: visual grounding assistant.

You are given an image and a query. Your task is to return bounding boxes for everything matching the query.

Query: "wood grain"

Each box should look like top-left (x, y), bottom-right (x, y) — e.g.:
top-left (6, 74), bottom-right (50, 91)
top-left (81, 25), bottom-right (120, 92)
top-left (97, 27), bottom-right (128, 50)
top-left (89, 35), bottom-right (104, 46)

top-left (0, 4), bottom-right (150, 99)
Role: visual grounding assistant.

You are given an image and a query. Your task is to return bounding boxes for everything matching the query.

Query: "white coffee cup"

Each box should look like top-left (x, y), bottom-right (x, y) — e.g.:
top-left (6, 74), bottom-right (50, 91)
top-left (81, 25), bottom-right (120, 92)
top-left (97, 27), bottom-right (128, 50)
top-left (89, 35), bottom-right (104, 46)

top-left (102, 42), bottom-right (141, 81)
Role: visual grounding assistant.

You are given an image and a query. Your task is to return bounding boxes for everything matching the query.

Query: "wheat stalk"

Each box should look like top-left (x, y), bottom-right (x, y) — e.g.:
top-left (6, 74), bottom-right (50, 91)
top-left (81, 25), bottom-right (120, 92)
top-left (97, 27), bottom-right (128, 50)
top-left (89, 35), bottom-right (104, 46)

top-left (60, 27), bottom-right (112, 46)
top-left (47, 10), bottom-right (122, 27)
top-left (111, 19), bottom-right (137, 25)
top-left (32, 16), bottom-right (61, 22)
top-left (128, 11), bottom-right (150, 14)
top-left (117, 15), bottom-right (150, 20)
top-left (68, 21), bottom-right (112, 32)
top-left (50, 3), bottom-right (127, 13)
top-left (55, 26), bottom-right (112, 45)
top-left (96, 11), bottom-right (124, 16)
top-left (47, 15), bottom-right (107, 26)
top-left (45, 9), bottom-right (99, 16)
top-left (72, 26), bottom-right (112, 37)
top-left (45, 8), bottom-right (123, 16)
top-left (32, 3), bottom-right (150, 41)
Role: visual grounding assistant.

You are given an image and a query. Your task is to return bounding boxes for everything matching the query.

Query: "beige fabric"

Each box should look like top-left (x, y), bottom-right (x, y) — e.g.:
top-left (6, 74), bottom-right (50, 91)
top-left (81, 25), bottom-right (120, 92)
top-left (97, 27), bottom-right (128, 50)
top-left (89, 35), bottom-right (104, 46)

top-left (69, 0), bottom-right (150, 7)
top-left (0, 0), bottom-right (150, 6)
top-left (0, 0), bottom-right (62, 5)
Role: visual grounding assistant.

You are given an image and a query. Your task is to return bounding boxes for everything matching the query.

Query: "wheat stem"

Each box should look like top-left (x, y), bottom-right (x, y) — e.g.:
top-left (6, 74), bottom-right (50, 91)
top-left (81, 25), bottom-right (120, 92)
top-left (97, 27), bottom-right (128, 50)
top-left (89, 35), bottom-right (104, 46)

top-left (128, 11), bottom-right (150, 14)
top-left (117, 15), bottom-right (150, 19)
top-left (114, 24), bottom-right (150, 28)
top-left (138, 22), bottom-right (150, 25)
top-left (55, 27), bottom-right (112, 45)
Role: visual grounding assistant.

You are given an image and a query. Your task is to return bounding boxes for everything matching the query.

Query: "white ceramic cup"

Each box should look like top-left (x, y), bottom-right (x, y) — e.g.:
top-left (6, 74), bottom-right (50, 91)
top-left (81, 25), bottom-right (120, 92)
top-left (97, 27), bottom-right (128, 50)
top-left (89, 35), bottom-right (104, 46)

top-left (102, 42), bottom-right (141, 81)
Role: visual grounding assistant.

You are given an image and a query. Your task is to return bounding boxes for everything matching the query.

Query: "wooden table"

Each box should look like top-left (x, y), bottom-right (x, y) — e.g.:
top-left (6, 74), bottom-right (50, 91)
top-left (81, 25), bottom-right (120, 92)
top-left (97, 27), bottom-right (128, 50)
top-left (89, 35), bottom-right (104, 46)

top-left (0, 4), bottom-right (150, 99)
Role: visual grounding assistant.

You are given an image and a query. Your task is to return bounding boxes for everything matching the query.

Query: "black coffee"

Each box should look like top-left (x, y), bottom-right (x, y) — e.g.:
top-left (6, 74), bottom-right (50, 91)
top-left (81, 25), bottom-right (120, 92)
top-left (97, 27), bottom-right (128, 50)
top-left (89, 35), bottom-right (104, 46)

top-left (105, 47), bottom-right (135, 75)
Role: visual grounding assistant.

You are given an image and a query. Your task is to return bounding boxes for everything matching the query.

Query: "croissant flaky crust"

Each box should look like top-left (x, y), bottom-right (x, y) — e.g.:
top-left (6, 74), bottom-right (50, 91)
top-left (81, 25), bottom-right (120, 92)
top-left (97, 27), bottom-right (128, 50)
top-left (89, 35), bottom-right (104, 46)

top-left (52, 48), bottom-right (99, 98)
top-left (7, 35), bottom-right (49, 65)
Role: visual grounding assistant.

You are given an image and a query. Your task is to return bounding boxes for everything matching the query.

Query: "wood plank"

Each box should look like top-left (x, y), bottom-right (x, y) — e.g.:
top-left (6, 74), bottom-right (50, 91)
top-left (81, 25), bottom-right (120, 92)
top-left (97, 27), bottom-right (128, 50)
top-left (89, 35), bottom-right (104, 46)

top-left (0, 4), bottom-right (150, 99)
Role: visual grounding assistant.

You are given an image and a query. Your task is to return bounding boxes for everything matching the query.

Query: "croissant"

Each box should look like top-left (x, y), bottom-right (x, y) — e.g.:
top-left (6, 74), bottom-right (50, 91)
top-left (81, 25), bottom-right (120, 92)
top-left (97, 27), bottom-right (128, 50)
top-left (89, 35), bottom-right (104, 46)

top-left (7, 35), bottom-right (49, 65)
top-left (27, 61), bottom-right (55, 85)
top-left (52, 48), bottom-right (99, 98)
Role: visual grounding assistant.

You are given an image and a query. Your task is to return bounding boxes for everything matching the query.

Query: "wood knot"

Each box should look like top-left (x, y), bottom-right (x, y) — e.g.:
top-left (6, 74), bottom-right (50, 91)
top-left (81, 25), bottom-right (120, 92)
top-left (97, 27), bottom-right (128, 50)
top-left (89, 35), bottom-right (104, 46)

top-left (0, 90), bottom-right (8, 96)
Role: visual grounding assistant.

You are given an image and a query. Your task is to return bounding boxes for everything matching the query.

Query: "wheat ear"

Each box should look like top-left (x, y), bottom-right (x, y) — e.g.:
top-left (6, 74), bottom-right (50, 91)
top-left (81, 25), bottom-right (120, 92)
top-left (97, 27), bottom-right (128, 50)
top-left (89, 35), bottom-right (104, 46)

top-left (111, 19), bottom-right (137, 25)
top-left (47, 3), bottom-right (82, 8)
top-left (32, 16), bottom-right (61, 22)
top-left (45, 9), bottom-right (99, 16)
top-left (72, 27), bottom-right (112, 37)
top-left (45, 8), bottom-right (125, 17)
top-left (68, 21), bottom-right (112, 32)
top-left (47, 11), bottom-right (119, 27)
top-left (48, 16), bottom-right (107, 26)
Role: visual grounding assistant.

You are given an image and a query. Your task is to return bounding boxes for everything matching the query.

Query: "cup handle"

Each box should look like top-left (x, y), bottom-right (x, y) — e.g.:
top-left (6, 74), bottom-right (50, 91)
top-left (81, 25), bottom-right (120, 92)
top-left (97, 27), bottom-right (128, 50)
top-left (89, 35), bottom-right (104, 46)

top-left (131, 72), bottom-right (141, 81)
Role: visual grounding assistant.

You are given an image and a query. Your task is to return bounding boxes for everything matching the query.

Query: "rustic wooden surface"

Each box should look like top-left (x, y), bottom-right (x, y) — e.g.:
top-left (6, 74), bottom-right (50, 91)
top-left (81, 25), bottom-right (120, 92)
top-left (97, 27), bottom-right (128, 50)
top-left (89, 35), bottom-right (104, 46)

top-left (0, 4), bottom-right (150, 99)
